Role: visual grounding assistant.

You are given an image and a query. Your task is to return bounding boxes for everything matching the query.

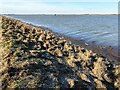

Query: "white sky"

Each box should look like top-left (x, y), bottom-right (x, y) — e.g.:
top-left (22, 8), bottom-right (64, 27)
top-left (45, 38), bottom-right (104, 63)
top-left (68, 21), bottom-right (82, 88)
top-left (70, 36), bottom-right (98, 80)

top-left (0, 0), bottom-right (119, 14)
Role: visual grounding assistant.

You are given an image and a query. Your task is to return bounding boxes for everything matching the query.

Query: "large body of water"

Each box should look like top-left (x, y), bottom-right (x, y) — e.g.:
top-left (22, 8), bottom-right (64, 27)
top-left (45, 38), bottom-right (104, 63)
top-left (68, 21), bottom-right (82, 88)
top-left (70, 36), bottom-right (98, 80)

top-left (7, 15), bottom-right (118, 48)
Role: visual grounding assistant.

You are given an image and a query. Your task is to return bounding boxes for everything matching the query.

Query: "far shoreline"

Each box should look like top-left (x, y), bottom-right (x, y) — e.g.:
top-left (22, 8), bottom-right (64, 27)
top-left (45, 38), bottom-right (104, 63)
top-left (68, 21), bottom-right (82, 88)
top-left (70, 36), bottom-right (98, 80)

top-left (2, 14), bottom-right (119, 16)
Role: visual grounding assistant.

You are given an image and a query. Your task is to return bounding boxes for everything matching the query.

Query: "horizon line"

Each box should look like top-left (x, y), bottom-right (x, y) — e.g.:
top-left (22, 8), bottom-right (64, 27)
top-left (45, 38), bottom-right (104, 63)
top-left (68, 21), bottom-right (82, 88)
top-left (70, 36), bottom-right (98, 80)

top-left (1, 14), bottom-right (118, 15)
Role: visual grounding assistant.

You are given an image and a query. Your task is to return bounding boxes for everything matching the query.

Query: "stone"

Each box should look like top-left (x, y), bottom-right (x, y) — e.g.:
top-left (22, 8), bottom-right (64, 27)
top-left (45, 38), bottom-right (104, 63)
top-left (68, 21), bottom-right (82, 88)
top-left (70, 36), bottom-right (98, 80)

top-left (46, 34), bottom-right (52, 40)
top-left (66, 54), bottom-right (76, 68)
top-left (72, 44), bottom-right (78, 53)
top-left (78, 52), bottom-right (86, 60)
top-left (67, 79), bottom-right (75, 88)
top-left (47, 45), bottom-right (57, 54)
top-left (29, 50), bottom-right (37, 53)
top-left (79, 73), bottom-right (91, 83)
top-left (54, 48), bottom-right (63, 57)
top-left (51, 34), bottom-right (55, 39)
top-left (43, 31), bottom-right (47, 35)
top-left (94, 79), bottom-right (107, 89)
top-left (43, 40), bottom-right (51, 48)
top-left (85, 56), bottom-right (91, 61)
top-left (67, 60), bottom-right (76, 68)
top-left (57, 58), bottom-right (64, 64)
top-left (64, 42), bottom-right (69, 50)
top-left (44, 61), bottom-right (52, 66)
top-left (57, 39), bottom-right (66, 45)
top-left (114, 77), bottom-right (120, 89)
top-left (84, 50), bottom-right (92, 57)
top-left (92, 57), bottom-right (106, 80)
top-left (103, 73), bottom-right (113, 83)
top-left (38, 34), bottom-right (45, 42)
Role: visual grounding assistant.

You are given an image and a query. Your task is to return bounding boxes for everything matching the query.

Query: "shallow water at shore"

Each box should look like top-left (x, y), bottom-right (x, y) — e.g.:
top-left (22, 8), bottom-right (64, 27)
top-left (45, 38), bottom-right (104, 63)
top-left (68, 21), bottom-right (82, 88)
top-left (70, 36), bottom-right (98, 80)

top-left (7, 15), bottom-right (118, 49)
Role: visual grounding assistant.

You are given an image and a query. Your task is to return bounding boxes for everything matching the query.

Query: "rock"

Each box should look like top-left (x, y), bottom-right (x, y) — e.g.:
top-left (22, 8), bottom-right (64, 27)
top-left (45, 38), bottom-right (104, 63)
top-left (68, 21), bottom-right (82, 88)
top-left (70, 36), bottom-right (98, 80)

top-left (64, 42), bottom-right (73, 51)
top-left (72, 44), bottom-right (78, 53)
top-left (46, 35), bottom-right (51, 40)
top-left (73, 59), bottom-right (81, 63)
top-left (68, 46), bottom-right (73, 51)
top-left (67, 60), bottom-right (76, 68)
top-left (33, 45), bottom-right (38, 50)
top-left (66, 54), bottom-right (76, 68)
top-left (43, 31), bottom-right (47, 35)
top-left (67, 79), bottom-right (75, 88)
top-left (94, 79), bottom-right (107, 89)
top-left (57, 39), bottom-right (66, 45)
top-left (114, 65), bottom-right (120, 75)
top-left (37, 44), bottom-right (41, 49)
top-left (29, 50), bottom-right (46, 56)
top-left (103, 73), bottom-right (113, 83)
top-left (21, 61), bottom-right (30, 68)
top-left (84, 50), bottom-right (92, 57)
top-left (44, 61), bottom-right (52, 66)
top-left (43, 40), bottom-right (51, 49)
top-left (54, 48), bottom-right (63, 57)
top-left (51, 34), bottom-right (55, 39)
top-left (31, 28), bottom-right (36, 34)
top-left (92, 53), bottom-right (97, 57)
top-left (63, 50), bottom-right (69, 56)
top-left (64, 42), bottom-right (69, 50)
top-left (46, 34), bottom-right (52, 40)
top-left (114, 77), bottom-right (120, 89)
top-left (47, 46), bottom-right (57, 54)
top-left (38, 34), bottom-right (45, 42)
top-left (114, 65), bottom-right (120, 89)
top-left (29, 50), bottom-right (37, 53)
top-left (18, 70), bottom-right (27, 77)
top-left (92, 57), bottom-right (106, 80)
top-left (79, 73), bottom-right (91, 83)
top-left (20, 26), bottom-right (25, 32)
top-left (57, 58), bottom-right (64, 64)
top-left (77, 52), bottom-right (87, 60)
top-left (78, 51), bottom-right (91, 61)
top-left (77, 46), bottom-right (82, 52)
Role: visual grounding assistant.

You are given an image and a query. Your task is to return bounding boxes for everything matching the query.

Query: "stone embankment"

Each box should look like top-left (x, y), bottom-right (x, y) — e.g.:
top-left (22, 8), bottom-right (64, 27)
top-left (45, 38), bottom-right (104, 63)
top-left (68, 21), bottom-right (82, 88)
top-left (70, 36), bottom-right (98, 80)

top-left (0, 16), bottom-right (119, 89)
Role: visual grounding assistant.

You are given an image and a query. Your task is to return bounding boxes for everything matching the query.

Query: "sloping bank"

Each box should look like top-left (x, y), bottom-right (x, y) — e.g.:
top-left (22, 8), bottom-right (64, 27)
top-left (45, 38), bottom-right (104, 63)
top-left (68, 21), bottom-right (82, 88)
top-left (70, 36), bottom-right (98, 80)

top-left (0, 16), bottom-right (119, 89)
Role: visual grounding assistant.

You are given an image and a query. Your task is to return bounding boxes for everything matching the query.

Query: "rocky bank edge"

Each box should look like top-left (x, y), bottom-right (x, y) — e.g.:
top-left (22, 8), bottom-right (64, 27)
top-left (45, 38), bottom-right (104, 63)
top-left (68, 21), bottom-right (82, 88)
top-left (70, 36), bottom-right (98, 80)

top-left (0, 16), bottom-right (120, 90)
